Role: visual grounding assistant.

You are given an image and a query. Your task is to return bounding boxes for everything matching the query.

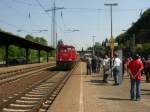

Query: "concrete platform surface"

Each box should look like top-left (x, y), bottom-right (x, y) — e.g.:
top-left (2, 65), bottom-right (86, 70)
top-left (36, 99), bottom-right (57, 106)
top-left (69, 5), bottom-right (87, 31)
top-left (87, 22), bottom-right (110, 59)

top-left (48, 62), bottom-right (150, 112)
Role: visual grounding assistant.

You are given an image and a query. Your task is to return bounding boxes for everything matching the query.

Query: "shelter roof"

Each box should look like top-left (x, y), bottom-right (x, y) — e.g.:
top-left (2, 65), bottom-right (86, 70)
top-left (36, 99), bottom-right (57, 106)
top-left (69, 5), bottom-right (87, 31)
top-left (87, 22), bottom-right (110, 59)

top-left (0, 31), bottom-right (54, 52)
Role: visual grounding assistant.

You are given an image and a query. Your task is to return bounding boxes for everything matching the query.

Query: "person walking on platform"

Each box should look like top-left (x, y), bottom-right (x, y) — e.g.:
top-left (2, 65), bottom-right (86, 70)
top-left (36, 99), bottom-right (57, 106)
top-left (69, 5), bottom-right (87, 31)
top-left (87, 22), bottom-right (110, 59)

top-left (128, 54), bottom-right (143, 101)
top-left (92, 55), bottom-right (97, 73)
top-left (102, 54), bottom-right (110, 83)
top-left (112, 53), bottom-right (122, 85)
top-left (144, 55), bottom-right (150, 82)
top-left (97, 57), bottom-right (102, 73)
top-left (86, 56), bottom-right (92, 75)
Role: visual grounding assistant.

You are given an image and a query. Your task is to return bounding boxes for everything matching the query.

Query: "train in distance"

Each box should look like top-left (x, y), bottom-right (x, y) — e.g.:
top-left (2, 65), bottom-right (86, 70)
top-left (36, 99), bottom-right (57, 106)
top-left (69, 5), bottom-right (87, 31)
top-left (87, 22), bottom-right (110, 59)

top-left (56, 44), bottom-right (78, 70)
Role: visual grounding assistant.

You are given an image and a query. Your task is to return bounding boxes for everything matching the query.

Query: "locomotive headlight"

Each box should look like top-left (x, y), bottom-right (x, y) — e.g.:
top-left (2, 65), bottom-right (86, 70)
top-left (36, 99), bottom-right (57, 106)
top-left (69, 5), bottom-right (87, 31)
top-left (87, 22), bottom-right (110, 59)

top-left (68, 59), bottom-right (72, 61)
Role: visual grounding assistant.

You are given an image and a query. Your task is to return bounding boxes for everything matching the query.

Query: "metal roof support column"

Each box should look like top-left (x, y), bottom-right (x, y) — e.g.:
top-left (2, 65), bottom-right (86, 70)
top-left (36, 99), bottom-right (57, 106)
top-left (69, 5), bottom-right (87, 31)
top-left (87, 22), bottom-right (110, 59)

top-left (38, 50), bottom-right (41, 63)
top-left (26, 48), bottom-right (29, 64)
top-left (47, 51), bottom-right (49, 62)
top-left (5, 45), bottom-right (9, 66)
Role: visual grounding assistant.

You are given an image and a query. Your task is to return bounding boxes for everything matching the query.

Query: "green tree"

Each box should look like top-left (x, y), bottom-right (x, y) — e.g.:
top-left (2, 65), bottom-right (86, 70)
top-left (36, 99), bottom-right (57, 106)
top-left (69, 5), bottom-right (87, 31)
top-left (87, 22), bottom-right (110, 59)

top-left (87, 41), bottom-right (109, 57)
top-left (25, 35), bottom-right (49, 62)
top-left (25, 34), bottom-right (34, 42)
top-left (11, 46), bottom-right (26, 58)
top-left (115, 8), bottom-right (150, 56)
top-left (35, 37), bottom-right (48, 46)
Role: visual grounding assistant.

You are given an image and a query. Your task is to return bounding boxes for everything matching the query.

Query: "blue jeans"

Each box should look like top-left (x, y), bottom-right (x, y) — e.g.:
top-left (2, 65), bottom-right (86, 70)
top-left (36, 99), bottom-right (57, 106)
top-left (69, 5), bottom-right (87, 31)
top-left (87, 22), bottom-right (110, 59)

top-left (113, 66), bottom-right (122, 84)
top-left (130, 79), bottom-right (141, 99)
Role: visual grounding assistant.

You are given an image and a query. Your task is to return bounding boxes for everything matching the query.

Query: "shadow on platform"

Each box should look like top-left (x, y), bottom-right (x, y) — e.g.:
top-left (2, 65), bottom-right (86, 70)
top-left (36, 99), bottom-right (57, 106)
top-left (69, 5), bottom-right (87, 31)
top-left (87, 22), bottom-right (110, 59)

top-left (141, 89), bottom-right (150, 95)
top-left (99, 97), bottom-right (129, 101)
top-left (85, 79), bottom-right (107, 86)
top-left (141, 93), bottom-right (150, 95)
top-left (141, 89), bottom-right (150, 91)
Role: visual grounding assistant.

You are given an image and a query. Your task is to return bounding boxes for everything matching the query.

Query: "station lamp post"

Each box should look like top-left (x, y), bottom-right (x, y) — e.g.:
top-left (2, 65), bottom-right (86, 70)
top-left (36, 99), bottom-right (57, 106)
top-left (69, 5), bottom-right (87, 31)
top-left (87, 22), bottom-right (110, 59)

top-left (104, 3), bottom-right (118, 39)
top-left (104, 3), bottom-right (118, 76)
top-left (104, 3), bottom-right (118, 57)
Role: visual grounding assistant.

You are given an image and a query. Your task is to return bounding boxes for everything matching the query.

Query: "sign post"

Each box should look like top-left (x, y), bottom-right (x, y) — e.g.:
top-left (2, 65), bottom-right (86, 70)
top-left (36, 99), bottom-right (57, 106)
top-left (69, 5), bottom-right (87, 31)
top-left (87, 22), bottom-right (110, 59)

top-left (109, 37), bottom-right (115, 58)
top-left (106, 37), bottom-right (118, 77)
top-left (108, 37), bottom-right (118, 77)
top-left (109, 37), bottom-right (114, 77)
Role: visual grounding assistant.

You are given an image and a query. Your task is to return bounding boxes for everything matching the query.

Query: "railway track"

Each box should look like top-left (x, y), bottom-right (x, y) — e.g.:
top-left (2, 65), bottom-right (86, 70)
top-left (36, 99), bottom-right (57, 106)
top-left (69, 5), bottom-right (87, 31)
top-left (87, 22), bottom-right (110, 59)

top-left (0, 63), bottom-right (79, 112)
top-left (0, 63), bottom-right (55, 85)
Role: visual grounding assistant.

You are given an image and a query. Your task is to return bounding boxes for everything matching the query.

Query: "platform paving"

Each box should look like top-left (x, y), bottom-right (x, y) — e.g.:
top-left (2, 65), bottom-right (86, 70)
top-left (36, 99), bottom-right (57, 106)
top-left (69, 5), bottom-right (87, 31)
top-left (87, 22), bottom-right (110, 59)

top-left (48, 62), bottom-right (150, 112)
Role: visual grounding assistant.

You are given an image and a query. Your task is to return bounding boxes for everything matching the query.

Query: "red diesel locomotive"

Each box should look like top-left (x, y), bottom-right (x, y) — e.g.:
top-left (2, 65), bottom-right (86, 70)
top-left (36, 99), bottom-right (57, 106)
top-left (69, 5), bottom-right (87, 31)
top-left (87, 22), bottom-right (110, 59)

top-left (56, 45), bottom-right (78, 70)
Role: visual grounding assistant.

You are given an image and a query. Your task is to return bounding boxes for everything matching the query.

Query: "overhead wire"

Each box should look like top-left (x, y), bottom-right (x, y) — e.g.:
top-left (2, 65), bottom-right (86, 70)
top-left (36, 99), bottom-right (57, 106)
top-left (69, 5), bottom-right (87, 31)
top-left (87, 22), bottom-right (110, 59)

top-left (0, 0), bottom-right (148, 38)
top-left (36, 0), bottom-right (66, 40)
top-left (35, 0), bottom-right (52, 18)
top-left (11, 0), bottom-right (33, 6)
top-left (27, 11), bottom-right (49, 33)
top-left (0, 19), bottom-right (30, 34)
top-left (61, 7), bottom-right (147, 13)
top-left (0, 1), bottom-right (28, 33)
top-left (60, 10), bottom-right (67, 31)
top-left (0, 0), bottom-right (31, 33)
top-left (2, 0), bottom-right (50, 35)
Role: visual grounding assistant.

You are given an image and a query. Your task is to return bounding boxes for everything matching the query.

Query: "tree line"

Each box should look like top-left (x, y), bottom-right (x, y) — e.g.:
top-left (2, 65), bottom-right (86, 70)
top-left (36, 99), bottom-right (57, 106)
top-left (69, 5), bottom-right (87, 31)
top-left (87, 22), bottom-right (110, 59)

top-left (116, 8), bottom-right (150, 57)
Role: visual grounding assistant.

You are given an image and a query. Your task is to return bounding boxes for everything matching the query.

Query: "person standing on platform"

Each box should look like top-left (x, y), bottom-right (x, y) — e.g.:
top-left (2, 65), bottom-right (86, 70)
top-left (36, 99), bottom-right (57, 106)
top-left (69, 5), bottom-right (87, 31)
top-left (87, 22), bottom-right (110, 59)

top-left (112, 53), bottom-right (122, 85)
top-left (144, 55), bottom-right (150, 82)
top-left (86, 56), bottom-right (92, 75)
top-left (97, 57), bottom-right (102, 73)
top-left (102, 54), bottom-right (110, 83)
top-left (92, 55), bottom-right (97, 73)
top-left (128, 54), bottom-right (143, 101)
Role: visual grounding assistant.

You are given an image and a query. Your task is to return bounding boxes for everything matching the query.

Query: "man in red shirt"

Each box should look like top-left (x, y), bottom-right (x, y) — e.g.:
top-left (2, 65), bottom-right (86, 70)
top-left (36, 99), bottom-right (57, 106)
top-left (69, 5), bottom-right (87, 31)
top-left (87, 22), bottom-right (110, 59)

top-left (128, 54), bottom-right (143, 101)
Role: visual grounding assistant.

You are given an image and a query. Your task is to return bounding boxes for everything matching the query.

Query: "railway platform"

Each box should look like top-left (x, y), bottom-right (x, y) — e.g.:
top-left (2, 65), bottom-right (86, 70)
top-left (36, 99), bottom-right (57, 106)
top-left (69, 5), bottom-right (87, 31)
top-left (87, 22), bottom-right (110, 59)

top-left (48, 62), bottom-right (150, 112)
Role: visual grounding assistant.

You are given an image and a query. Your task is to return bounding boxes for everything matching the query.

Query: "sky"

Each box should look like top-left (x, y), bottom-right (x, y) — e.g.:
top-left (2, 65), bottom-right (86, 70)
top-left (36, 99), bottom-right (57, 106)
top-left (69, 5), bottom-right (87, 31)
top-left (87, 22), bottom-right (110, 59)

top-left (0, 0), bottom-right (150, 50)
